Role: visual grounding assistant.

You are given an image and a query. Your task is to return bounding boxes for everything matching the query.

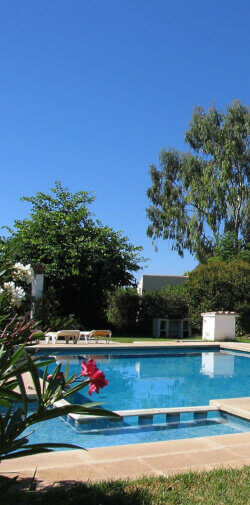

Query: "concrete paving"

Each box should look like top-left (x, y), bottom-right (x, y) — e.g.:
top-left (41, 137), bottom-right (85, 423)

top-left (34, 339), bottom-right (250, 351)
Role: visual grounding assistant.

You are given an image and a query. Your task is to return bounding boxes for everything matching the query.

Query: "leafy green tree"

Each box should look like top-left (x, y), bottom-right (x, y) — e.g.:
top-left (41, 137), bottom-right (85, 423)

top-left (186, 260), bottom-right (250, 333)
top-left (207, 232), bottom-right (250, 263)
top-left (147, 100), bottom-right (250, 261)
top-left (2, 182), bottom-right (144, 327)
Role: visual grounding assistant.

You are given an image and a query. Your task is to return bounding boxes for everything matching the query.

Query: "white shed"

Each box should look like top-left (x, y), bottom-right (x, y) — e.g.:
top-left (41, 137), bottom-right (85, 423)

top-left (201, 312), bottom-right (238, 341)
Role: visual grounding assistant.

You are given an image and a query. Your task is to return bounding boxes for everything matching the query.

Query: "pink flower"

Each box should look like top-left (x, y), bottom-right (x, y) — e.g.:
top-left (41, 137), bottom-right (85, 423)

top-left (81, 359), bottom-right (98, 378)
top-left (80, 359), bottom-right (108, 395)
top-left (88, 370), bottom-right (108, 396)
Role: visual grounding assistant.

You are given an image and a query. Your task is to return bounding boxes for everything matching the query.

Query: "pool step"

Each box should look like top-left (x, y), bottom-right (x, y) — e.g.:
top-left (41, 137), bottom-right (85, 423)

top-left (70, 405), bottom-right (218, 422)
top-left (65, 410), bottom-right (226, 434)
top-left (54, 399), bottom-right (218, 423)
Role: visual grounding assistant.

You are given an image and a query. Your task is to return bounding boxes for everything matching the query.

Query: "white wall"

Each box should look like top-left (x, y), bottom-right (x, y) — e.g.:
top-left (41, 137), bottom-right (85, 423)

top-left (137, 275), bottom-right (188, 293)
top-left (202, 313), bottom-right (237, 341)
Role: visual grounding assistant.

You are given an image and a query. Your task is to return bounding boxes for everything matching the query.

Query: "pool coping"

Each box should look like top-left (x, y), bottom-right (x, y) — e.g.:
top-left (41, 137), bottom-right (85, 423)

top-left (32, 339), bottom-right (250, 356)
top-left (3, 341), bottom-right (250, 485)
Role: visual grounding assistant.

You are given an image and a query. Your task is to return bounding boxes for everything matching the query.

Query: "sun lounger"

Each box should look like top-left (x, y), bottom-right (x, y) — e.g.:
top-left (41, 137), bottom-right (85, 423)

top-left (77, 330), bottom-right (111, 344)
top-left (56, 330), bottom-right (81, 344)
top-left (78, 331), bottom-right (91, 343)
top-left (44, 329), bottom-right (111, 344)
top-left (45, 330), bottom-right (81, 344)
top-left (88, 330), bottom-right (112, 344)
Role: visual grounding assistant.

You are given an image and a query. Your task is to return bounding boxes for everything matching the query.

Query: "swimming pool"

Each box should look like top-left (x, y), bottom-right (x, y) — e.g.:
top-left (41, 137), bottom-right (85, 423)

top-left (39, 346), bottom-right (250, 411)
top-left (27, 346), bottom-right (250, 448)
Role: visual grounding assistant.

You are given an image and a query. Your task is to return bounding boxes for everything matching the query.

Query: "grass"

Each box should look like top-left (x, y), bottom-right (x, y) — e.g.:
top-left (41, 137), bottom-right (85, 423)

top-left (111, 335), bottom-right (250, 344)
top-left (2, 466), bottom-right (250, 505)
top-left (111, 336), bottom-right (203, 343)
top-left (38, 331), bottom-right (250, 345)
top-left (235, 336), bottom-right (250, 343)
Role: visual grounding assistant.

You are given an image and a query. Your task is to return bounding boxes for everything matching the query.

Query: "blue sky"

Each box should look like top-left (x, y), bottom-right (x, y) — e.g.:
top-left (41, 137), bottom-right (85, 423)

top-left (1, 0), bottom-right (249, 281)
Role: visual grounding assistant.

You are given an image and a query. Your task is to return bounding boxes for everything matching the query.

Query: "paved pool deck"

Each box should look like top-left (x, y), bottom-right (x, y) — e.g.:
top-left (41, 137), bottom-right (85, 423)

top-left (1, 340), bottom-right (250, 486)
top-left (34, 339), bottom-right (250, 351)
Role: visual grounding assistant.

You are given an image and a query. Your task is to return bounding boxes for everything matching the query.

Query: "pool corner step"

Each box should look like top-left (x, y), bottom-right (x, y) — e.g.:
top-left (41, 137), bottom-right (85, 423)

top-left (210, 397), bottom-right (250, 420)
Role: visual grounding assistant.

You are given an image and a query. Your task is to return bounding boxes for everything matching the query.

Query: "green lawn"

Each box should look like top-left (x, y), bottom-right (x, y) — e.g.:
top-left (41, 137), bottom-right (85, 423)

top-left (235, 336), bottom-right (250, 343)
top-left (2, 467), bottom-right (250, 505)
top-left (111, 335), bottom-right (250, 344)
top-left (111, 336), bottom-right (202, 343)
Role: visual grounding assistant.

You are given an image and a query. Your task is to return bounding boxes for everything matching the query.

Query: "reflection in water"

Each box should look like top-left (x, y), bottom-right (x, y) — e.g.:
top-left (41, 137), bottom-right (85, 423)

top-left (135, 361), bottom-right (140, 377)
top-left (201, 352), bottom-right (235, 377)
top-left (44, 350), bottom-right (249, 411)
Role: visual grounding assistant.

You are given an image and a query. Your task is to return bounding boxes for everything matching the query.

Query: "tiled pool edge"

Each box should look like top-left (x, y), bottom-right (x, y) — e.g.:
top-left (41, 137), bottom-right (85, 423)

top-left (2, 430), bottom-right (250, 484)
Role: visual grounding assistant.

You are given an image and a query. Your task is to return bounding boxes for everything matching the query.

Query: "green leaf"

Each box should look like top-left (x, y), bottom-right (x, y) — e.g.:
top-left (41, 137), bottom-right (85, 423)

top-left (26, 404), bottom-right (119, 426)
top-left (61, 381), bottom-right (89, 399)
top-left (9, 344), bottom-right (26, 367)
top-left (16, 374), bottom-right (28, 416)
top-left (1, 442), bottom-right (86, 460)
top-left (25, 356), bottom-right (42, 404)
top-left (42, 364), bottom-right (48, 396)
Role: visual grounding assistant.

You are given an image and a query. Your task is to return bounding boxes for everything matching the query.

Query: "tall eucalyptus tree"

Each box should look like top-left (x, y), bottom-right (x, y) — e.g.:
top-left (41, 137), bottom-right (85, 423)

top-left (147, 101), bottom-right (249, 261)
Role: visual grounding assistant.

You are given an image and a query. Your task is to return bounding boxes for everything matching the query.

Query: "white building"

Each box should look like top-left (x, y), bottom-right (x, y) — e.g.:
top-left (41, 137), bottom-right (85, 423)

top-left (137, 274), bottom-right (188, 294)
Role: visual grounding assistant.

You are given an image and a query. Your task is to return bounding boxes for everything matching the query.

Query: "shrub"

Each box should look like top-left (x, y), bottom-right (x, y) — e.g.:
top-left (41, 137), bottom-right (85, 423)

top-left (106, 285), bottom-right (189, 335)
top-left (32, 285), bottom-right (81, 331)
top-left (138, 286), bottom-right (189, 334)
top-left (138, 291), bottom-right (168, 334)
top-left (0, 316), bottom-right (41, 350)
top-left (106, 288), bottom-right (139, 333)
top-left (187, 260), bottom-right (250, 332)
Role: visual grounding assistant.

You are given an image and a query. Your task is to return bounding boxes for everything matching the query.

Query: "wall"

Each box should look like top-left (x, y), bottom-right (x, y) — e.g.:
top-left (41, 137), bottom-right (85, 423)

top-left (137, 275), bottom-right (188, 294)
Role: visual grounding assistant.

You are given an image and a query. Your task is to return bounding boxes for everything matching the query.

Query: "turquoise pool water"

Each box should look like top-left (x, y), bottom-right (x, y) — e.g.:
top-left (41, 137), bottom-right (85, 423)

top-left (26, 409), bottom-right (249, 449)
top-left (39, 346), bottom-right (250, 410)
top-left (27, 346), bottom-right (249, 448)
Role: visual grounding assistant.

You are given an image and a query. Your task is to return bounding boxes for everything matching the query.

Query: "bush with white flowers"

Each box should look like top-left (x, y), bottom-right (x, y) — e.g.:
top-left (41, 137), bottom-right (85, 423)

top-left (2, 281), bottom-right (26, 307)
top-left (0, 262), bottom-right (33, 308)
top-left (13, 262), bottom-right (33, 284)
